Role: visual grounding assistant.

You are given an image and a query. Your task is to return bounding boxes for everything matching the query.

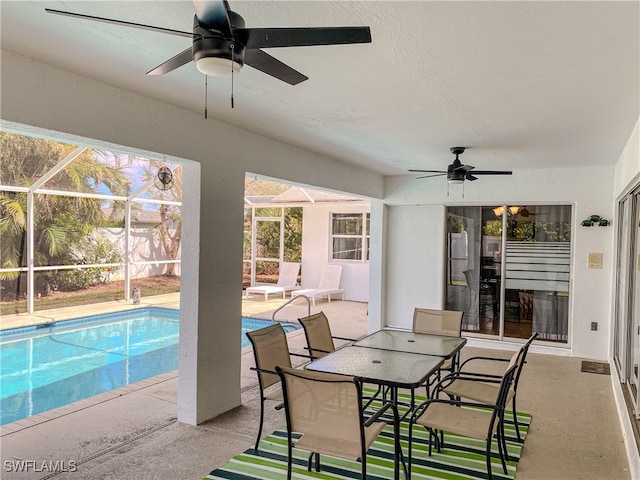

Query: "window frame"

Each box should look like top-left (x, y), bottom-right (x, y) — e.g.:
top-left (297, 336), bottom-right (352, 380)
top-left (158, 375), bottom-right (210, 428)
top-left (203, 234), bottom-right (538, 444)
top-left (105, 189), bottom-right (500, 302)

top-left (330, 212), bottom-right (370, 262)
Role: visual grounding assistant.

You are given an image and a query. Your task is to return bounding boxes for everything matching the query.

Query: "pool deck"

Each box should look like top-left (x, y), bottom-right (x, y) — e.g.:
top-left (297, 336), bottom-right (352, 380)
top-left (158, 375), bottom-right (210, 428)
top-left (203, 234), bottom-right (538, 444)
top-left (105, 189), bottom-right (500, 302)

top-left (0, 293), bottom-right (182, 330)
top-left (0, 293), bottom-right (632, 480)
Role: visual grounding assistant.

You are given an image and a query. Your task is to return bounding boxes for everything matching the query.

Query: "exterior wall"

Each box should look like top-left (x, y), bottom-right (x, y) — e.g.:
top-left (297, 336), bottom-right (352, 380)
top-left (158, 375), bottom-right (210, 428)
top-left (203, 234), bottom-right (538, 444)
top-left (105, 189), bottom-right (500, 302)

top-left (97, 227), bottom-right (182, 278)
top-left (376, 166), bottom-right (614, 360)
top-left (301, 203), bottom-right (370, 302)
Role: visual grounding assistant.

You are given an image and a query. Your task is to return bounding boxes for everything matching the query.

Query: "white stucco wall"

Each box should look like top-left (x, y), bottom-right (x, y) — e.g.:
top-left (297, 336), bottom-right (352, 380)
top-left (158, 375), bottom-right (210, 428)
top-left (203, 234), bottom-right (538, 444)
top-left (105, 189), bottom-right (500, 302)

top-left (375, 166), bottom-right (615, 360)
top-left (614, 118), bottom-right (640, 198)
top-left (1, 51), bottom-right (383, 424)
top-left (301, 203), bottom-right (370, 302)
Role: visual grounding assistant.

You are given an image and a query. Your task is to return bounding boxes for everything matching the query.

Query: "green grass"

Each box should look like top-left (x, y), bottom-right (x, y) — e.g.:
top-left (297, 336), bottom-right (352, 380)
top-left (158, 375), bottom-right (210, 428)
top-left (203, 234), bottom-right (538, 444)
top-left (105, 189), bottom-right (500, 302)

top-left (1, 277), bottom-right (180, 316)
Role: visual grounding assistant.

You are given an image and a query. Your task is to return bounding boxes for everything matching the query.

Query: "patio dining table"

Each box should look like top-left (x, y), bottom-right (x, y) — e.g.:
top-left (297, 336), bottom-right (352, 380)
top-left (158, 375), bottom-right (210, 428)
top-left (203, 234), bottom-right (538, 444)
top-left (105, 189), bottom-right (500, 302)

top-left (353, 329), bottom-right (467, 359)
top-left (354, 328), bottom-right (467, 373)
top-left (305, 345), bottom-right (444, 479)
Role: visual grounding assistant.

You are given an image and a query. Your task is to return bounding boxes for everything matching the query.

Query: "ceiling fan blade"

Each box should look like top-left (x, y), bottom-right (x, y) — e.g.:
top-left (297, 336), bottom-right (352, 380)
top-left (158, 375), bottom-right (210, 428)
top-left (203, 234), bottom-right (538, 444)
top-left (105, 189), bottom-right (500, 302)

top-left (416, 174), bottom-right (447, 179)
top-left (453, 164), bottom-right (474, 174)
top-left (237, 26), bottom-right (371, 49)
top-left (466, 174), bottom-right (479, 181)
top-left (45, 8), bottom-right (193, 38)
top-left (471, 170), bottom-right (513, 175)
top-left (244, 49), bottom-right (308, 85)
top-left (408, 170), bottom-right (447, 174)
top-left (192, 0), bottom-right (232, 37)
top-left (147, 47), bottom-right (193, 75)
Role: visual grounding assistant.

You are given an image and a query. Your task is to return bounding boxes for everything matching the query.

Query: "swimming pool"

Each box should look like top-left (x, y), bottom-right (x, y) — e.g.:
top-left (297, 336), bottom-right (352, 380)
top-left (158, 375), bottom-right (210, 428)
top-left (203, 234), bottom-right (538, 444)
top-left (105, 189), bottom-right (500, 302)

top-left (0, 308), bottom-right (299, 425)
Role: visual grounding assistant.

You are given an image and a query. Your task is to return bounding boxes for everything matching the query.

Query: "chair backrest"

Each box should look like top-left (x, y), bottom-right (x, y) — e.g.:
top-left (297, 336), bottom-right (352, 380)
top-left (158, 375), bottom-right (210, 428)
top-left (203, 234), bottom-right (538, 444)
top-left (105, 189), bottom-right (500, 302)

top-left (493, 361), bottom-right (519, 421)
top-left (412, 308), bottom-right (463, 337)
top-left (318, 265), bottom-right (342, 289)
top-left (276, 366), bottom-right (364, 453)
top-left (276, 262), bottom-right (301, 287)
top-left (499, 349), bottom-right (523, 407)
top-left (299, 311), bottom-right (335, 359)
top-left (513, 332), bottom-right (539, 391)
top-left (246, 323), bottom-right (292, 390)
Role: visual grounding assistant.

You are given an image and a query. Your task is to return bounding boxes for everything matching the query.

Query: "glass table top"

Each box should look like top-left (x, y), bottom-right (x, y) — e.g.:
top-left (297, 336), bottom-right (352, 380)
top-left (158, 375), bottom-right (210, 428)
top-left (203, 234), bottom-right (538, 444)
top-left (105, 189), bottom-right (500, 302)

top-left (353, 330), bottom-right (466, 358)
top-left (305, 346), bottom-right (443, 388)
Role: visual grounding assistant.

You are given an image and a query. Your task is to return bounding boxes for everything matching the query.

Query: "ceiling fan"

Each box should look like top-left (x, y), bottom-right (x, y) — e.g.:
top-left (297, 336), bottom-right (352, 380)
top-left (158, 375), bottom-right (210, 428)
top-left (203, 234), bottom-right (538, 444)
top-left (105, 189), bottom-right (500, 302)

top-left (45, 1), bottom-right (371, 85)
top-left (409, 147), bottom-right (513, 184)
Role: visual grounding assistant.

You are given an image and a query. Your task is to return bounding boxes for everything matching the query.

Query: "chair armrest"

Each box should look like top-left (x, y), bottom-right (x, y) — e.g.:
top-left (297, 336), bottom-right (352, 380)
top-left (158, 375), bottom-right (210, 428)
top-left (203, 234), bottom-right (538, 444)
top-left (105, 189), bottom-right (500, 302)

top-left (250, 366), bottom-right (277, 376)
top-left (432, 371), bottom-right (501, 397)
top-left (332, 335), bottom-right (357, 342)
top-left (290, 352), bottom-right (314, 360)
top-left (364, 401), bottom-right (397, 427)
top-left (412, 397), bottom-right (499, 420)
top-left (458, 356), bottom-right (510, 376)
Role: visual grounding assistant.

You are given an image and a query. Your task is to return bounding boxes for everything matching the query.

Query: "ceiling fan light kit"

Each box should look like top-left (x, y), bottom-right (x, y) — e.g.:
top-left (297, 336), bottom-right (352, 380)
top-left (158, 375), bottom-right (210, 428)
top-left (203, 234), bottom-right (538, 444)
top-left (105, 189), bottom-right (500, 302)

top-left (195, 55), bottom-right (242, 76)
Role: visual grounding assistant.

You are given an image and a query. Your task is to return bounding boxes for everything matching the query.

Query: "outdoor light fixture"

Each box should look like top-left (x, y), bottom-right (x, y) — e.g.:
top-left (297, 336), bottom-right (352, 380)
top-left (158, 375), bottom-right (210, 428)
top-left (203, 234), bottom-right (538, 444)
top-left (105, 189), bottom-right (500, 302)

top-left (581, 215), bottom-right (610, 227)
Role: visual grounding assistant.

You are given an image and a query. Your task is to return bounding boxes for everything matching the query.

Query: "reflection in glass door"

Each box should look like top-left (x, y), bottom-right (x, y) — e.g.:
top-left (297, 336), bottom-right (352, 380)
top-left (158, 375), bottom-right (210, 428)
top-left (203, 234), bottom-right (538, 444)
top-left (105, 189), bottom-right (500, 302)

top-left (446, 204), bottom-right (571, 343)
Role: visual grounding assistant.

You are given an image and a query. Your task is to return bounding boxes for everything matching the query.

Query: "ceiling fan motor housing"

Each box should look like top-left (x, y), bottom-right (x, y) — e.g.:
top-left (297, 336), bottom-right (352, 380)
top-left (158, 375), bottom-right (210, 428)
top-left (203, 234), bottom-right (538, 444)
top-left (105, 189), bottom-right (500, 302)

top-left (192, 13), bottom-right (245, 72)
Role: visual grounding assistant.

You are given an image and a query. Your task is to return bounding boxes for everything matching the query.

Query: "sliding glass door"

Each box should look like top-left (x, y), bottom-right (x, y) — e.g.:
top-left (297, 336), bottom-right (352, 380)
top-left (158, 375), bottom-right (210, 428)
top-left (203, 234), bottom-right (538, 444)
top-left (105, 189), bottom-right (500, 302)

top-left (614, 189), bottom-right (640, 418)
top-left (445, 204), bottom-right (571, 343)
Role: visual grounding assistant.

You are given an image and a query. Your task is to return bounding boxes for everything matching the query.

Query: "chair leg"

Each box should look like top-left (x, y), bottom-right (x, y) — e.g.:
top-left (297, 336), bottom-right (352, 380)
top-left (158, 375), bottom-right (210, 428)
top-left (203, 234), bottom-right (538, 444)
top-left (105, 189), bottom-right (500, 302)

top-left (408, 420), bottom-right (413, 478)
top-left (255, 397), bottom-right (265, 450)
top-left (512, 396), bottom-right (522, 442)
top-left (485, 439), bottom-right (494, 480)
top-left (497, 427), bottom-right (508, 474)
top-left (500, 416), bottom-right (511, 463)
top-left (287, 441), bottom-right (293, 480)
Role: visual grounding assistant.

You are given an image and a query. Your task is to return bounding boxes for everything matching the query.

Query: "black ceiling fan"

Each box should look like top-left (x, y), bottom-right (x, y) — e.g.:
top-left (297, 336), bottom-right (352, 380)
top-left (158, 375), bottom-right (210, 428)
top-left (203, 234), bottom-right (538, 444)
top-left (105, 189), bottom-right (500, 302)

top-left (409, 147), bottom-right (513, 184)
top-left (45, 1), bottom-right (371, 85)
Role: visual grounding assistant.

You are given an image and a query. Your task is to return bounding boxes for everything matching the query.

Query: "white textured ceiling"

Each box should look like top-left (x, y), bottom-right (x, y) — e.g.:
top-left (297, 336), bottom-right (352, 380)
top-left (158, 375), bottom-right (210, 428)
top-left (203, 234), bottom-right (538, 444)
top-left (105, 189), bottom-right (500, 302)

top-left (1, 1), bottom-right (638, 176)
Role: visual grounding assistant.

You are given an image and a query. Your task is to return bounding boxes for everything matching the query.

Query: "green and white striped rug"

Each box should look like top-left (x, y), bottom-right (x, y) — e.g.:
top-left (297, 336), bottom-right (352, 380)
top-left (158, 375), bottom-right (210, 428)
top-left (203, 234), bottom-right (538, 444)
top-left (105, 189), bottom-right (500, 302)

top-left (205, 392), bottom-right (531, 480)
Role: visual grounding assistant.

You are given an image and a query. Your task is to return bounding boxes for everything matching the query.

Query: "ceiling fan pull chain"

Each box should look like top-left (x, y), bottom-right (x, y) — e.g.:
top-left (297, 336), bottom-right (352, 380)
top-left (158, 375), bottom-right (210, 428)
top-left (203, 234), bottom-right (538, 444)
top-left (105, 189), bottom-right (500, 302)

top-left (230, 44), bottom-right (235, 109)
top-left (204, 75), bottom-right (208, 119)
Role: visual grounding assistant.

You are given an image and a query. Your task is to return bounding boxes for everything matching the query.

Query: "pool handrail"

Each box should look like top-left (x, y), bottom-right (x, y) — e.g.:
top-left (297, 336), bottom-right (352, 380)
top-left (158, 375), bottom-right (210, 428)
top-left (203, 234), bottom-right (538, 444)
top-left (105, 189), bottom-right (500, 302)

top-left (272, 295), bottom-right (311, 323)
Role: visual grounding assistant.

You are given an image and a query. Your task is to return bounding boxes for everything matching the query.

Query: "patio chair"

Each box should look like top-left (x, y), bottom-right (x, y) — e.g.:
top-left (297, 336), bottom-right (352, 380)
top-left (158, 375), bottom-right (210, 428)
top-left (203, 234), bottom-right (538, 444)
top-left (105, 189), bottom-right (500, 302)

top-left (412, 308), bottom-right (464, 388)
top-left (245, 323), bottom-right (311, 450)
top-left (298, 311), bottom-right (356, 359)
top-left (291, 264), bottom-right (344, 306)
top-left (245, 262), bottom-right (301, 300)
top-left (275, 365), bottom-right (390, 480)
top-left (408, 358), bottom-right (519, 480)
top-left (441, 332), bottom-right (538, 442)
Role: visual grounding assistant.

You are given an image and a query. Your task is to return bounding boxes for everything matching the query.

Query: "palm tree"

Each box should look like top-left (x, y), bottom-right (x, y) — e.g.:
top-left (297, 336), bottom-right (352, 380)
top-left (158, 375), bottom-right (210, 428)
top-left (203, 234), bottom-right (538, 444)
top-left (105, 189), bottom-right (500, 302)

top-left (0, 132), bottom-right (131, 295)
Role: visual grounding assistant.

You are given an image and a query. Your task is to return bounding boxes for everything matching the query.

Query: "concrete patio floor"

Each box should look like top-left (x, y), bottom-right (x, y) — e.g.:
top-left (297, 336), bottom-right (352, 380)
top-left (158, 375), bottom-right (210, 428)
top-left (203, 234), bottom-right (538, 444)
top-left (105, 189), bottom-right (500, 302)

top-left (0, 294), bottom-right (633, 479)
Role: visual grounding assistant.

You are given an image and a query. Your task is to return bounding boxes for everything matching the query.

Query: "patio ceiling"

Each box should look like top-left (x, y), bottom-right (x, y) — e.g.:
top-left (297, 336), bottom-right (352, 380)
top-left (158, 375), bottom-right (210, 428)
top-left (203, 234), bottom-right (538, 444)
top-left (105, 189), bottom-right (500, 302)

top-left (1, 1), bottom-right (638, 177)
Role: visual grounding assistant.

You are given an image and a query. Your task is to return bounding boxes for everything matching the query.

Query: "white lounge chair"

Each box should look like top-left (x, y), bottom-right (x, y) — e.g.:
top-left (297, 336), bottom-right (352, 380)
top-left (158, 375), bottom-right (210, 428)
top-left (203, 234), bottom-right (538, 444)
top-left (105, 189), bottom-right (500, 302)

top-left (291, 265), bottom-right (344, 306)
top-left (245, 262), bottom-right (301, 301)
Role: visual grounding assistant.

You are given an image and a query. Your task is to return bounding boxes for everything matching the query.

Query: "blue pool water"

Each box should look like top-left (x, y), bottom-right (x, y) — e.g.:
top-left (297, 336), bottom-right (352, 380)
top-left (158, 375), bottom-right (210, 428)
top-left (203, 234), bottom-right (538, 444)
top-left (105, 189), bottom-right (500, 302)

top-left (0, 308), bottom-right (299, 425)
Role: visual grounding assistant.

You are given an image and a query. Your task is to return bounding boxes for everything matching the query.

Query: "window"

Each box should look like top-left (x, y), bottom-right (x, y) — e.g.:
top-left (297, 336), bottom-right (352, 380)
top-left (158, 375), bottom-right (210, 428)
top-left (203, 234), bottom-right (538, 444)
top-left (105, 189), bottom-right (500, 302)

top-left (331, 213), bottom-right (370, 261)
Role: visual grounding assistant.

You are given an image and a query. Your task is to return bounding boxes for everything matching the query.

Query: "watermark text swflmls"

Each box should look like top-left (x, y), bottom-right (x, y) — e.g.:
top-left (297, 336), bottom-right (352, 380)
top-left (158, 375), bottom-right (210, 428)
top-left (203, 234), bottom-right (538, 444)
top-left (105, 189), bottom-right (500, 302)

top-left (3, 458), bottom-right (78, 473)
